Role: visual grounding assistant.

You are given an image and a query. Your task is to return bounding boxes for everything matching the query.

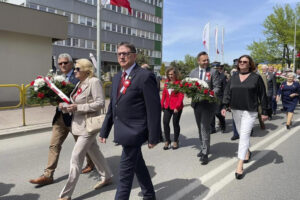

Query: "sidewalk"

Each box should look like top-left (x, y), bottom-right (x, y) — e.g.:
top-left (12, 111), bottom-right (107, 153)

top-left (0, 97), bottom-right (191, 138)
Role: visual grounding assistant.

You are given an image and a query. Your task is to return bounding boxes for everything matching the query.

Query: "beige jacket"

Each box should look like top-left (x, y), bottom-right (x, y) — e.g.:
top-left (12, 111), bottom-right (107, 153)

top-left (70, 77), bottom-right (105, 136)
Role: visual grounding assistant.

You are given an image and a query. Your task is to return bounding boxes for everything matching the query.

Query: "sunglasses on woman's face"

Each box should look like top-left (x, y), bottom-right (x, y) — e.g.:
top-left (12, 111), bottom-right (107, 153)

top-left (239, 61), bottom-right (249, 64)
top-left (74, 67), bottom-right (81, 72)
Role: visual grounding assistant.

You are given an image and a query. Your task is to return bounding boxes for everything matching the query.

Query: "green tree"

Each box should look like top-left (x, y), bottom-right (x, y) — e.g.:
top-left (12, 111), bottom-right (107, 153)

top-left (248, 4), bottom-right (300, 67)
top-left (160, 62), bottom-right (165, 76)
top-left (136, 51), bottom-right (150, 67)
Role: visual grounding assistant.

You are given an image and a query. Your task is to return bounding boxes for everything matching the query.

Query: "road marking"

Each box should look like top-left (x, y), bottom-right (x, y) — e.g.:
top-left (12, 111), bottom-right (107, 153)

top-left (165, 118), bottom-right (300, 200)
top-left (201, 121), bottom-right (300, 200)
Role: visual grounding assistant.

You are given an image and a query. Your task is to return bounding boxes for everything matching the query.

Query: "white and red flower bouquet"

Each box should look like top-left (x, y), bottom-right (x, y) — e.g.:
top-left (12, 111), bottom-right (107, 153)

top-left (27, 70), bottom-right (75, 106)
top-left (167, 77), bottom-right (217, 103)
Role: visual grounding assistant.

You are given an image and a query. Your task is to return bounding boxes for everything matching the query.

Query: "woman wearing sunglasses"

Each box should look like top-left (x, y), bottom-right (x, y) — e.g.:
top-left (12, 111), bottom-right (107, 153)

top-left (58, 59), bottom-right (112, 200)
top-left (221, 55), bottom-right (268, 180)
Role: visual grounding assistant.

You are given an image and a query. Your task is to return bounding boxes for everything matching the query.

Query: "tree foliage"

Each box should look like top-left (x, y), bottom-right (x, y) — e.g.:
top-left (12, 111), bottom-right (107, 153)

top-left (136, 51), bottom-right (150, 67)
top-left (247, 4), bottom-right (300, 68)
top-left (160, 62), bottom-right (165, 76)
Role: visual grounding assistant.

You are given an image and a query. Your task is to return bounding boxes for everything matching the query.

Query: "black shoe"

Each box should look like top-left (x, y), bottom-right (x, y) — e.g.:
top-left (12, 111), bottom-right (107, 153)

top-left (221, 127), bottom-right (226, 133)
top-left (286, 125), bottom-right (290, 129)
top-left (268, 116), bottom-right (272, 120)
top-left (201, 155), bottom-right (209, 165)
top-left (273, 111), bottom-right (276, 115)
top-left (211, 130), bottom-right (217, 134)
top-left (244, 151), bottom-right (252, 163)
top-left (235, 172), bottom-right (243, 180)
top-left (231, 135), bottom-right (239, 141)
top-left (163, 142), bottom-right (170, 150)
top-left (197, 152), bottom-right (203, 157)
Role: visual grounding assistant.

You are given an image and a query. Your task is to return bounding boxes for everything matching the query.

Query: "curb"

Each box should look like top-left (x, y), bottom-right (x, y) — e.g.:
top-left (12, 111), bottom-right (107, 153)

top-left (0, 123), bottom-right (52, 139)
top-left (0, 101), bottom-right (192, 139)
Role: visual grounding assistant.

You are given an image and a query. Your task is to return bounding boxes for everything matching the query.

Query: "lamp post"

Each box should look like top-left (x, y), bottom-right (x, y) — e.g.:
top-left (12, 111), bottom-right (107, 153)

top-left (293, 15), bottom-right (297, 73)
top-left (96, 0), bottom-right (101, 78)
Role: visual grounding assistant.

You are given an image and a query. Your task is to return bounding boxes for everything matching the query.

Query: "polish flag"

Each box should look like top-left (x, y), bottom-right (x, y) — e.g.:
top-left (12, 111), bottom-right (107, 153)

top-left (102, 0), bottom-right (132, 14)
top-left (202, 22), bottom-right (210, 51)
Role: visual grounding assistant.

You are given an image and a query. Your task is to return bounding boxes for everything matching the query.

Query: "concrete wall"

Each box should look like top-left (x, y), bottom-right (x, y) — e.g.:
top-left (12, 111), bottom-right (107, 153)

top-left (0, 30), bottom-right (52, 105)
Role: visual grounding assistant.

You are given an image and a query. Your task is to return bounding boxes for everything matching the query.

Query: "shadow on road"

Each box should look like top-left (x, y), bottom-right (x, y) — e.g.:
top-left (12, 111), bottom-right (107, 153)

top-left (244, 150), bottom-right (283, 177)
top-left (154, 178), bottom-right (209, 200)
top-left (0, 182), bottom-right (40, 200)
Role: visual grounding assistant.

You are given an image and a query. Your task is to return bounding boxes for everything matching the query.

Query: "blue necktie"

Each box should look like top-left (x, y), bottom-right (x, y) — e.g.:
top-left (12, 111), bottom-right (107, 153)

top-left (200, 69), bottom-right (203, 80)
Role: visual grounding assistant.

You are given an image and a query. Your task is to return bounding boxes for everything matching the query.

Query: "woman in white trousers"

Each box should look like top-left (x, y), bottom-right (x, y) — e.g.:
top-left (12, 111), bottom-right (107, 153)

top-left (58, 59), bottom-right (112, 200)
top-left (222, 55), bottom-right (268, 179)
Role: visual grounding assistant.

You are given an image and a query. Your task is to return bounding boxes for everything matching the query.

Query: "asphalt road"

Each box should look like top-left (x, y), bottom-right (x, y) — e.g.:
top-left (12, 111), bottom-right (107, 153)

top-left (1, 106), bottom-right (300, 200)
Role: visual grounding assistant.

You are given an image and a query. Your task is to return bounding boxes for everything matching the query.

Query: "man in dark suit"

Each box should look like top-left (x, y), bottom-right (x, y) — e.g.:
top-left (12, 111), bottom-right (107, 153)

top-left (210, 63), bottom-right (227, 134)
top-left (99, 42), bottom-right (161, 200)
top-left (29, 53), bottom-right (94, 185)
top-left (262, 65), bottom-right (277, 119)
top-left (189, 52), bottom-right (221, 165)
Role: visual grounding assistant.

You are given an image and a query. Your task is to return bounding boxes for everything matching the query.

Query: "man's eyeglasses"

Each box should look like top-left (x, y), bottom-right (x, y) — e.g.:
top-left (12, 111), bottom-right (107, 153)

top-left (74, 67), bottom-right (81, 72)
top-left (116, 52), bottom-right (135, 57)
top-left (239, 61), bottom-right (249, 64)
top-left (58, 61), bottom-right (69, 66)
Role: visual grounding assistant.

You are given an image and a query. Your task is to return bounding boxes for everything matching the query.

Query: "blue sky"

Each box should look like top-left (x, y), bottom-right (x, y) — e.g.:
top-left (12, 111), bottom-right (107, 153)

top-left (162, 0), bottom-right (299, 65)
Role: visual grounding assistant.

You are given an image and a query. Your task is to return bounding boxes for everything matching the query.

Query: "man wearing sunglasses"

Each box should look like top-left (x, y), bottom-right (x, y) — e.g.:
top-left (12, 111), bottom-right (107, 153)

top-left (29, 53), bottom-right (94, 186)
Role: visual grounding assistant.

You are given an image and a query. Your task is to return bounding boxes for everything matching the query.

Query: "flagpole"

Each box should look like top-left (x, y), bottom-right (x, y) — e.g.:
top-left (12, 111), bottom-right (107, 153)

top-left (293, 15), bottom-right (297, 73)
top-left (96, 0), bottom-right (101, 78)
top-left (222, 27), bottom-right (224, 64)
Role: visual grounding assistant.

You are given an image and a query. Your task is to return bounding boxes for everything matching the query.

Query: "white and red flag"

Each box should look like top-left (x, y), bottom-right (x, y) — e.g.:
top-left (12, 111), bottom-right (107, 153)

top-left (102, 0), bottom-right (132, 14)
top-left (202, 22), bottom-right (210, 52)
top-left (215, 25), bottom-right (219, 54)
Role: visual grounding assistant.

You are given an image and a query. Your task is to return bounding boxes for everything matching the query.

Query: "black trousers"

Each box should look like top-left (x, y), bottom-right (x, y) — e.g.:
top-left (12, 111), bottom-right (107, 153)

top-left (210, 103), bottom-right (225, 131)
top-left (163, 108), bottom-right (182, 143)
top-left (115, 146), bottom-right (155, 200)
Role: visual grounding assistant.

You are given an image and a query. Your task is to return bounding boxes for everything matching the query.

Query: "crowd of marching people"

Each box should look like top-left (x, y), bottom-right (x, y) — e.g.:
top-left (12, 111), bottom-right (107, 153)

top-left (28, 42), bottom-right (300, 200)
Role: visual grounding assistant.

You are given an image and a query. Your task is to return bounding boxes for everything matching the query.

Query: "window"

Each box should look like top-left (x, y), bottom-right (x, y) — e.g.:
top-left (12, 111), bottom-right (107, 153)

top-left (56, 9), bottom-right (64, 15)
top-left (136, 11), bottom-right (140, 18)
top-left (87, 17), bottom-right (93, 26)
top-left (105, 4), bottom-right (111, 9)
top-left (79, 39), bottom-right (85, 48)
top-left (47, 7), bottom-right (55, 13)
top-left (39, 5), bottom-right (46, 11)
top-left (87, 0), bottom-right (93, 4)
top-left (101, 43), bottom-right (105, 51)
top-left (64, 12), bottom-right (71, 22)
top-left (111, 44), bottom-right (116, 52)
top-left (127, 27), bottom-right (131, 35)
top-left (86, 40), bottom-right (93, 49)
top-left (94, 42), bottom-right (97, 50)
top-left (105, 43), bottom-right (111, 52)
top-left (101, 21), bottom-right (106, 29)
top-left (29, 3), bottom-right (37, 9)
top-left (117, 25), bottom-right (122, 33)
top-left (150, 32), bottom-right (154, 40)
top-left (111, 5), bottom-right (117, 12)
top-left (117, 6), bottom-right (121, 13)
top-left (72, 14), bottom-right (79, 24)
top-left (105, 22), bottom-right (112, 31)
top-left (131, 28), bottom-right (137, 36)
top-left (65, 38), bottom-right (71, 46)
top-left (112, 24), bottom-right (117, 32)
top-left (80, 16), bottom-right (86, 25)
top-left (55, 40), bottom-right (63, 46)
top-left (72, 38), bottom-right (78, 47)
top-left (92, 19), bottom-right (97, 27)
top-left (122, 26), bottom-right (127, 34)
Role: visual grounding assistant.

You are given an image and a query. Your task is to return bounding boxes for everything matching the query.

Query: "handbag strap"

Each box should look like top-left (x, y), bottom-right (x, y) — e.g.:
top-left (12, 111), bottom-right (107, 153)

top-left (85, 78), bottom-right (91, 121)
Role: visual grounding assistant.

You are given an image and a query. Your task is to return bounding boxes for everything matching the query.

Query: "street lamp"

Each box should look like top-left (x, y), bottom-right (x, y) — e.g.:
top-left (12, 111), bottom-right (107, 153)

top-left (293, 15), bottom-right (297, 73)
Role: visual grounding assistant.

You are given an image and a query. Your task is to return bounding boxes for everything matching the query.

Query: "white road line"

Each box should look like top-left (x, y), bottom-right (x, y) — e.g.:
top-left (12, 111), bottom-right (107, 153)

top-left (165, 118), bottom-right (300, 200)
top-left (201, 122), bottom-right (300, 200)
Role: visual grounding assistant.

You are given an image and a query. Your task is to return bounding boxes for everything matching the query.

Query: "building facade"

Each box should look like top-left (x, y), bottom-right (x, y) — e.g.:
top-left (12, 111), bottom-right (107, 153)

top-left (13, 0), bottom-right (163, 76)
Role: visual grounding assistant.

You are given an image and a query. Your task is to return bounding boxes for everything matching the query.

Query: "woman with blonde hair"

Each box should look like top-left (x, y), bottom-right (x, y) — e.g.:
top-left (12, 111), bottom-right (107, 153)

top-left (276, 72), bottom-right (300, 129)
top-left (58, 59), bottom-right (112, 200)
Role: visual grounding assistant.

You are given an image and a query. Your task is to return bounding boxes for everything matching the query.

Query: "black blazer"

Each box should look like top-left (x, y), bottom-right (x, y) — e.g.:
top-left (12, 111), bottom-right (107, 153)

top-left (52, 70), bottom-right (79, 127)
top-left (100, 64), bottom-right (162, 146)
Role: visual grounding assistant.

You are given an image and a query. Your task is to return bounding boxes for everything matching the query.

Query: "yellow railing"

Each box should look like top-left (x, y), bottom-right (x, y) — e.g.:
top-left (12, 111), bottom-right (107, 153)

top-left (0, 82), bottom-right (112, 126)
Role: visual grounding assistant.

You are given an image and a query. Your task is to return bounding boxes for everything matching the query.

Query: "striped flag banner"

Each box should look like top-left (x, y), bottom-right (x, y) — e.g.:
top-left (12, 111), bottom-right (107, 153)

top-left (44, 77), bottom-right (71, 104)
